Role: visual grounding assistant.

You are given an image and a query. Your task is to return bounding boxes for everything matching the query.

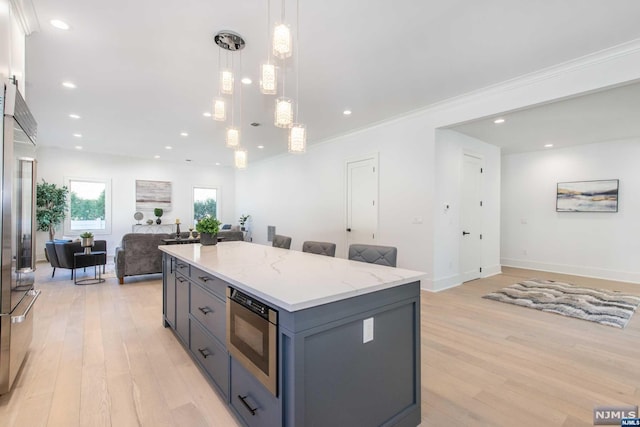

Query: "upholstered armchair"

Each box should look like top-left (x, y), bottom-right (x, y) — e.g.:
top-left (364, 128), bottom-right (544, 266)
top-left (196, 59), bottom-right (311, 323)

top-left (45, 239), bottom-right (107, 279)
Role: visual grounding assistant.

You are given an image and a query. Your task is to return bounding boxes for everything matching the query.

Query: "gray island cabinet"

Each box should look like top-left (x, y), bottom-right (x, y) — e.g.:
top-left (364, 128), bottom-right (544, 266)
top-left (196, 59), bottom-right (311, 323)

top-left (161, 242), bottom-right (425, 427)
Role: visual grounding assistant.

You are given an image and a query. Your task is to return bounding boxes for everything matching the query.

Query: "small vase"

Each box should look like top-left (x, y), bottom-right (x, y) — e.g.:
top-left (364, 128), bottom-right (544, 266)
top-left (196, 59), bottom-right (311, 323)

top-left (81, 237), bottom-right (94, 254)
top-left (200, 233), bottom-right (218, 246)
top-left (156, 218), bottom-right (162, 224)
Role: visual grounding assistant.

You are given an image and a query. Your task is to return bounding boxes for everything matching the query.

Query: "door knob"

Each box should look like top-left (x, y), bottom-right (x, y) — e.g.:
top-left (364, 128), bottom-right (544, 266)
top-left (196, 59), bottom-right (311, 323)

top-left (462, 231), bottom-right (470, 236)
top-left (346, 228), bottom-right (352, 232)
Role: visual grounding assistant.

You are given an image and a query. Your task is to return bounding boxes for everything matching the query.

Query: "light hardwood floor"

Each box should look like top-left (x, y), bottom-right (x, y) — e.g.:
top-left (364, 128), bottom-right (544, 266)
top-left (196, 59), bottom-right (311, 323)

top-left (1, 263), bottom-right (639, 426)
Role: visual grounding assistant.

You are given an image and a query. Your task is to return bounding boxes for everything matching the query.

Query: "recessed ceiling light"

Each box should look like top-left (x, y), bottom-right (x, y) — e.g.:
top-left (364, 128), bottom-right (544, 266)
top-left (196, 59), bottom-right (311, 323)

top-left (343, 110), bottom-right (352, 116)
top-left (69, 113), bottom-right (81, 119)
top-left (180, 132), bottom-right (188, 137)
top-left (62, 81), bottom-right (76, 89)
top-left (241, 77), bottom-right (252, 85)
top-left (50, 19), bottom-right (70, 30)
top-left (165, 146), bottom-right (172, 150)
top-left (257, 145), bottom-right (264, 149)
top-left (203, 112), bottom-right (212, 117)
top-left (215, 162), bottom-right (221, 166)
top-left (544, 143), bottom-right (554, 148)
top-left (73, 133), bottom-right (82, 138)
top-left (494, 118), bottom-right (505, 124)
top-left (154, 155), bottom-right (160, 159)
top-left (74, 145), bottom-right (83, 150)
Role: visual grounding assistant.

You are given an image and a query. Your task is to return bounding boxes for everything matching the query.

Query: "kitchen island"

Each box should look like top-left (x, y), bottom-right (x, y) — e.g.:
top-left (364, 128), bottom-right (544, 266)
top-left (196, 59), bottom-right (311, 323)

top-left (160, 242), bottom-right (425, 427)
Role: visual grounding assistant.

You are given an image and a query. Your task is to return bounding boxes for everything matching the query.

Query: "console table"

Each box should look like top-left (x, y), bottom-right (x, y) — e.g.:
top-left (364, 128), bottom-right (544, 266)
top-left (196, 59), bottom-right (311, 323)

top-left (132, 224), bottom-right (175, 234)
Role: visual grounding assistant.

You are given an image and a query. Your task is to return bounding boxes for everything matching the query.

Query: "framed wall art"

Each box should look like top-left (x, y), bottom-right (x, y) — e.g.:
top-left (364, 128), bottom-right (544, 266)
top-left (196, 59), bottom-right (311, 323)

top-left (556, 179), bottom-right (619, 212)
top-left (136, 180), bottom-right (172, 211)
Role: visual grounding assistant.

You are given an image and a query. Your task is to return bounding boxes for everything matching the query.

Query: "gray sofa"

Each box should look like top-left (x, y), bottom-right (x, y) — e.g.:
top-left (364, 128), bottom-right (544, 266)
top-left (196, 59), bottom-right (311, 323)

top-left (115, 231), bottom-right (245, 284)
top-left (115, 233), bottom-right (172, 284)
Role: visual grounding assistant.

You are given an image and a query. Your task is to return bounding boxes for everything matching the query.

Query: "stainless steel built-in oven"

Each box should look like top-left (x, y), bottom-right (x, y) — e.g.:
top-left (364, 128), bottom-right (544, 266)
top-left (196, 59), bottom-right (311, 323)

top-left (227, 287), bottom-right (278, 396)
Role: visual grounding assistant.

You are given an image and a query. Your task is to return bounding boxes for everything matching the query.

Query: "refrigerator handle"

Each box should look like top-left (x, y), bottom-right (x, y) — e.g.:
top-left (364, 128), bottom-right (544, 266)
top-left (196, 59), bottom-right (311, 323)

top-left (10, 289), bottom-right (41, 324)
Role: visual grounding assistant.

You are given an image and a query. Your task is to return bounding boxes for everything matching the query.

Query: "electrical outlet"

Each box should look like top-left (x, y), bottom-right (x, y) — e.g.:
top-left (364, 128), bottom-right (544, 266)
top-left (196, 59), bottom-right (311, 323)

top-left (363, 317), bottom-right (374, 343)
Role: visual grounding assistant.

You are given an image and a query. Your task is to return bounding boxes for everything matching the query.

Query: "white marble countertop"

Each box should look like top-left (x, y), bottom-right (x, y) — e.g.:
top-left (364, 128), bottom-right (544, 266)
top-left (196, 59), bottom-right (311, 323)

top-left (160, 242), bottom-right (426, 312)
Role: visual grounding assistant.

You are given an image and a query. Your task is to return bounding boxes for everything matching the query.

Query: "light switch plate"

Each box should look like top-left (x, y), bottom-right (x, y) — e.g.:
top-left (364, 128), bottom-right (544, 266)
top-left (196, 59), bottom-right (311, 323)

top-left (363, 317), bottom-right (374, 343)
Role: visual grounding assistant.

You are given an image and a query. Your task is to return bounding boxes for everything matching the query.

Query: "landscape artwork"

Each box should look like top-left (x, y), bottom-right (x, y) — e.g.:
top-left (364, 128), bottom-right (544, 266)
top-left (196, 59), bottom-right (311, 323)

top-left (556, 179), bottom-right (619, 212)
top-left (136, 180), bottom-right (172, 211)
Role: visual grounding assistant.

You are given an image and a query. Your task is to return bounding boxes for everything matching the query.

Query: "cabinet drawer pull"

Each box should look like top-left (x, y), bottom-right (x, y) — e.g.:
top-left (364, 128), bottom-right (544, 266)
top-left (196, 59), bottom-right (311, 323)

top-left (177, 263), bottom-right (187, 269)
top-left (177, 277), bottom-right (187, 283)
top-left (237, 395), bottom-right (257, 416)
top-left (199, 276), bottom-right (212, 282)
top-left (197, 347), bottom-right (212, 359)
top-left (198, 306), bottom-right (213, 315)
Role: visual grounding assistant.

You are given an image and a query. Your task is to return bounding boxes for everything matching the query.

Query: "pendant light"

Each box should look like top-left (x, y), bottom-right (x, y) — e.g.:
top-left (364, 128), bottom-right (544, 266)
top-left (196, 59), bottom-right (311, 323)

top-left (288, 0), bottom-right (306, 153)
top-left (234, 149), bottom-right (248, 169)
top-left (213, 46), bottom-right (228, 121)
top-left (260, 0), bottom-right (277, 95)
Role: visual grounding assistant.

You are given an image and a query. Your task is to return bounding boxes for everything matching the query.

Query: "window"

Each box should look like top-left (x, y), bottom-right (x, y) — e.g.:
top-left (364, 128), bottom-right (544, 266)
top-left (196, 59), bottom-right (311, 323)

top-left (193, 187), bottom-right (218, 225)
top-left (64, 177), bottom-right (112, 235)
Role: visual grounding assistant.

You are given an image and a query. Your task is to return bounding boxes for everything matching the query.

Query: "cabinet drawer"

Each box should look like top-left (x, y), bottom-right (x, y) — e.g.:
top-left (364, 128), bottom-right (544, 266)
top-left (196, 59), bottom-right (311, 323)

top-left (175, 259), bottom-right (190, 276)
top-left (190, 266), bottom-right (226, 299)
top-left (190, 283), bottom-right (226, 344)
top-left (230, 358), bottom-right (281, 427)
top-left (191, 319), bottom-right (229, 398)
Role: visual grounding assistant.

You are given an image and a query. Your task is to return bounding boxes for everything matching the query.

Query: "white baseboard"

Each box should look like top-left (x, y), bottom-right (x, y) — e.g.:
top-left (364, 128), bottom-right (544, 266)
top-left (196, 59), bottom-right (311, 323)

top-left (501, 258), bottom-right (640, 284)
top-left (427, 264), bottom-right (503, 292)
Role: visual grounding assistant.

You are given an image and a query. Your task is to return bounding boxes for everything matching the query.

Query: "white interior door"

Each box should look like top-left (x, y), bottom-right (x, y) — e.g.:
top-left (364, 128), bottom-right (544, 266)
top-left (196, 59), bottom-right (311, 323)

top-left (346, 156), bottom-right (378, 249)
top-left (460, 154), bottom-right (482, 282)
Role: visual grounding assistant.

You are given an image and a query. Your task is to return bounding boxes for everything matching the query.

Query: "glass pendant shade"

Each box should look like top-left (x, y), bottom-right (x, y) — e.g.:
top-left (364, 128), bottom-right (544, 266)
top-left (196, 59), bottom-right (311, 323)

top-left (220, 69), bottom-right (234, 94)
top-left (226, 127), bottom-right (240, 148)
top-left (288, 123), bottom-right (306, 153)
top-left (260, 63), bottom-right (277, 95)
top-left (213, 98), bottom-right (226, 121)
top-left (274, 97), bottom-right (293, 128)
top-left (272, 23), bottom-right (292, 59)
top-left (234, 149), bottom-right (248, 169)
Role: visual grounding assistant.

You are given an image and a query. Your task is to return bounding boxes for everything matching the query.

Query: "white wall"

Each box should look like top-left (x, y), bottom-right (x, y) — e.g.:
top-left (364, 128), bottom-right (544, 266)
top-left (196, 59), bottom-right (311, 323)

top-left (433, 129), bottom-right (501, 291)
top-left (501, 139), bottom-right (640, 282)
top-left (1, 0), bottom-right (27, 93)
top-left (236, 40), bottom-right (640, 291)
top-left (36, 147), bottom-right (236, 260)
top-left (235, 114), bottom-right (434, 273)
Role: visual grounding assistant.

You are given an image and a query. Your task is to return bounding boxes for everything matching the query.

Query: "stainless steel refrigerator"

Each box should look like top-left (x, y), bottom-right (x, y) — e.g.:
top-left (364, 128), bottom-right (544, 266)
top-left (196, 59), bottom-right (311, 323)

top-left (0, 78), bottom-right (40, 395)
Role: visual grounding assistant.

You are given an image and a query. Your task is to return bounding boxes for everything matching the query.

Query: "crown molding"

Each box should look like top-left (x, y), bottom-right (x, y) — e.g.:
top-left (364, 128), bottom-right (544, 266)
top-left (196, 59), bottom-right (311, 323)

top-left (9, 0), bottom-right (40, 35)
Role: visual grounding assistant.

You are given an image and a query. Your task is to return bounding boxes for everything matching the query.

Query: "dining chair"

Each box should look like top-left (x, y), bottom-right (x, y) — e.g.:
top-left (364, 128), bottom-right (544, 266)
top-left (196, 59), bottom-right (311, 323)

top-left (348, 244), bottom-right (397, 267)
top-left (302, 241), bottom-right (336, 257)
top-left (272, 234), bottom-right (292, 249)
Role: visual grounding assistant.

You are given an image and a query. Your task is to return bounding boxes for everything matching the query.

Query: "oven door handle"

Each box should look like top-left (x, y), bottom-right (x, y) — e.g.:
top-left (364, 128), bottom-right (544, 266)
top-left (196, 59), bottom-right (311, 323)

top-left (237, 395), bottom-right (258, 416)
top-left (11, 289), bottom-right (41, 324)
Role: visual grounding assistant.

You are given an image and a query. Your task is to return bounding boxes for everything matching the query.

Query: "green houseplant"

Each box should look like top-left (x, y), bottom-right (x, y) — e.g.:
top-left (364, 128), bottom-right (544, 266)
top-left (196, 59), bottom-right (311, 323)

top-left (239, 214), bottom-right (250, 231)
top-left (154, 208), bottom-right (163, 224)
top-left (36, 180), bottom-right (69, 241)
top-left (80, 231), bottom-right (94, 253)
top-left (196, 216), bottom-right (221, 246)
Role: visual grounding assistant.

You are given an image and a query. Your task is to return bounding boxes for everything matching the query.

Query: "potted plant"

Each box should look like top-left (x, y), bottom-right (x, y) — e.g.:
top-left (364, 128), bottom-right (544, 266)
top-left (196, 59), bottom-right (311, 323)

top-left (239, 214), bottom-right (251, 231)
top-left (196, 216), bottom-right (221, 246)
top-left (36, 180), bottom-right (69, 241)
top-left (154, 208), bottom-right (163, 224)
top-left (80, 231), bottom-right (94, 254)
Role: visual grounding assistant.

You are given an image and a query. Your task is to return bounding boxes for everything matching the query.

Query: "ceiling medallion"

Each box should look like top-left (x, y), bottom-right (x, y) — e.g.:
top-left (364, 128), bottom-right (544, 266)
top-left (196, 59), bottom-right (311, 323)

top-left (214, 30), bottom-right (246, 51)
